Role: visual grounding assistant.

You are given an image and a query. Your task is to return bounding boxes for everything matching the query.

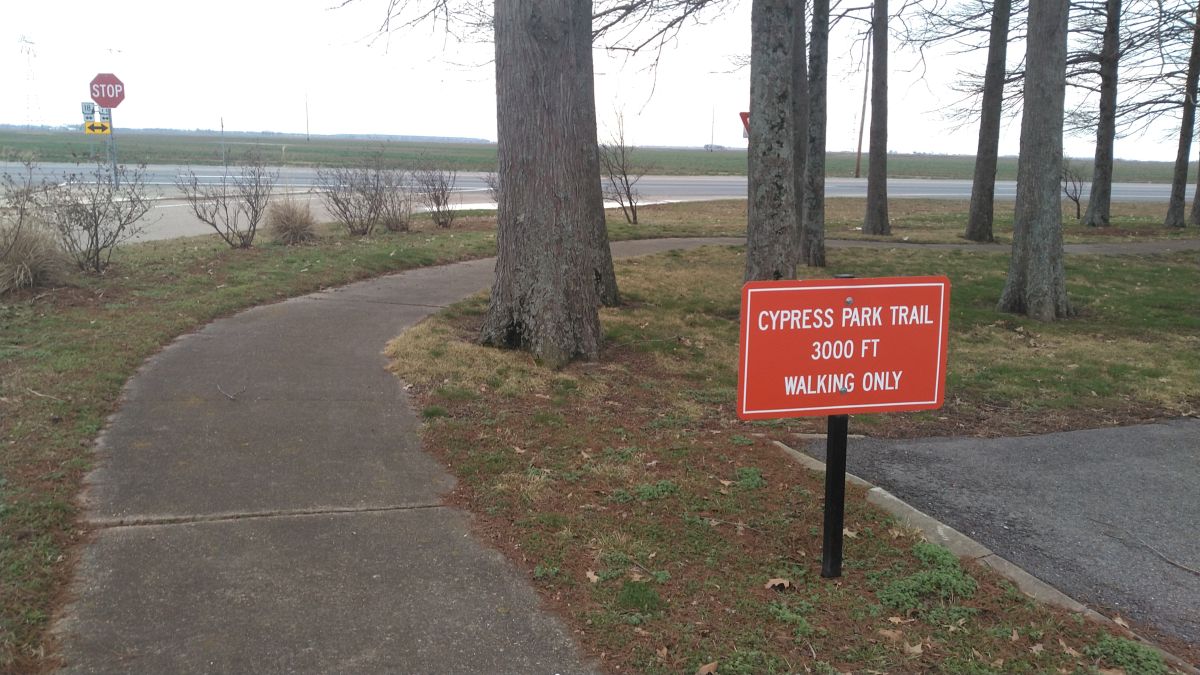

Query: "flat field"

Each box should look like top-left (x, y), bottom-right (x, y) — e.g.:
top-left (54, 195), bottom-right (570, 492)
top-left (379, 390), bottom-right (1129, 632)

top-left (0, 128), bottom-right (1189, 181)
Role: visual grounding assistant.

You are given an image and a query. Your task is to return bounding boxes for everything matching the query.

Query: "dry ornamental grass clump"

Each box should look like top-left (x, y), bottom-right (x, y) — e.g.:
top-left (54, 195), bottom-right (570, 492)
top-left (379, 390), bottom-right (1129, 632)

top-left (0, 219), bottom-right (70, 294)
top-left (267, 199), bottom-right (317, 245)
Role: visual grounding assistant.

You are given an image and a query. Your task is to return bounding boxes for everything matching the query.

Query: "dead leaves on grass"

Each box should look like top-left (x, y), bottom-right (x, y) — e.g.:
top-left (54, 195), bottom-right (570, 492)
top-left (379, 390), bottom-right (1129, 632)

top-left (696, 661), bottom-right (719, 675)
top-left (764, 578), bottom-right (791, 591)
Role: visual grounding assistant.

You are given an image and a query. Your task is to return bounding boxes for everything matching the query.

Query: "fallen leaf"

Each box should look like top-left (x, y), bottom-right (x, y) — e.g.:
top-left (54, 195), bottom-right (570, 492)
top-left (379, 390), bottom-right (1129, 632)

top-left (580, 450), bottom-right (592, 460)
top-left (634, 627), bottom-right (650, 636)
top-left (1010, 628), bottom-right (1019, 643)
top-left (877, 629), bottom-right (903, 642)
top-left (1058, 639), bottom-right (1081, 658)
top-left (586, 570), bottom-right (600, 584)
top-left (1098, 669), bottom-right (1127, 675)
top-left (656, 646), bottom-right (668, 659)
top-left (696, 661), bottom-right (719, 675)
top-left (887, 527), bottom-right (905, 539)
top-left (718, 479), bottom-right (734, 487)
top-left (991, 659), bottom-right (1004, 668)
top-left (888, 616), bottom-right (914, 625)
top-left (1113, 615), bottom-right (1130, 628)
top-left (903, 641), bottom-right (923, 656)
top-left (629, 570), bottom-right (646, 582)
top-left (718, 488), bottom-right (730, 495)
top-left (512, 446), bottom-right (526, 455)
top-left (646, 460), bottom-right (659, 468)
top-left (970, 648), bottom-right (984, 660)
top-left (843, 528), bottom-right (858, 539)
top-left (764, 578), bottom-right (792, 591)
top-left (1030, 643), bottom-right (1044, 655)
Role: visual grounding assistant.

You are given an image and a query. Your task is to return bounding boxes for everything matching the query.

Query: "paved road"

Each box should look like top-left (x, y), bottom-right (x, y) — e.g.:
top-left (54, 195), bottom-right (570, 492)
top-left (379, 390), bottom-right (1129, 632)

top-left (9, 161), bottom-right (1184, 243)
top-left (801, 420), bottom-right (1200, 652)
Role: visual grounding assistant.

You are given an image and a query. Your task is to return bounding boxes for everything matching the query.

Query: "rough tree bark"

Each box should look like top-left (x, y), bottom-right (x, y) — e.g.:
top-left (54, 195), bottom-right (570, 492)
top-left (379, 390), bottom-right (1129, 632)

top-left (745, 0), bottom-right (797, 281)
top-left (863, 0), bottom-right (890, 235)
top-left (1165, 4), bottom-right (1200, 228)
top-left (480, 0), bottom-right (605, 366)
top-left (1082, 0), bottom-right (1121, 228)
top-left (792, 0), bottom-right (809, 259)
top-left (997, 0), bottom-right (1073, 321)
top-left (800, 0), bottom-right (828, 267)
top-left (965, 0), bottom-right (1012, 243)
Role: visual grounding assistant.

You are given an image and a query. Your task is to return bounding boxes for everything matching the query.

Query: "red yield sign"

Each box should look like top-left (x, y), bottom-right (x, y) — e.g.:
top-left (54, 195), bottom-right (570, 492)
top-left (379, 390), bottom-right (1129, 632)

top-left (737, 276), bottom-right (950, 419)
top-left (90, 73), bottom-right (125, 108)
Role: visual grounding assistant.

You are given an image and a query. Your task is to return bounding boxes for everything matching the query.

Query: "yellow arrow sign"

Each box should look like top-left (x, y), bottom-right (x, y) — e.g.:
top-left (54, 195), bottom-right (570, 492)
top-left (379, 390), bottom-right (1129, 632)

top-left (84, 121), bottom-right (111, 135)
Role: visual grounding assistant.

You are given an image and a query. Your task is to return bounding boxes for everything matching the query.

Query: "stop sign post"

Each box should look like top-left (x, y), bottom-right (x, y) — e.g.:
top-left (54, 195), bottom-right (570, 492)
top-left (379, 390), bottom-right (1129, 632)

top-left (90, 73), bottom-right (125, 108)
top-left (88, 73), bottom-right (124, 185)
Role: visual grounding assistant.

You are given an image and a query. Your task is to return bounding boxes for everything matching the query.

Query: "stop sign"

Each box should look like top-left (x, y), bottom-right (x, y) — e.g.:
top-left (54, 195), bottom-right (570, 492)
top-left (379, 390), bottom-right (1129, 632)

top-left (90, 73), bottom-right (125, 108)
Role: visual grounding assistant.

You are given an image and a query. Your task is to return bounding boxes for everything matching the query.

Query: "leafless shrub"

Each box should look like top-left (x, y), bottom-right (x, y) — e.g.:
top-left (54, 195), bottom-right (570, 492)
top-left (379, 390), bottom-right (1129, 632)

top-left (0, 218), bottom-right (68, 294)
top-left (413, 156), bottom-right (457, 228)
top-left (40, 160), bottom-right (153, 273)
top-left (316, 153), bottom-right (413, 235)
top-left (1061, 159), bottom-right (1083, 221)
top-left (1, 159), bottom-right (41, 262)
top-left (177, 153), bottom-right (277, 248)
top-left (379, 168), bottom-right (414, 233)
top-left (483, 171), bottom-right (500, 203)
top-left (268, 198), bottom-right (317, 245)
top-left (599, 113), bottom-right (650, 225)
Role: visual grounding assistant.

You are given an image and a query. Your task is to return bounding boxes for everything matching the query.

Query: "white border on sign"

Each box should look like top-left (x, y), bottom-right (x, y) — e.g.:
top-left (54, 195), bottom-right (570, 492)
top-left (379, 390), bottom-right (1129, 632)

top-left (741, 281), bottom-right (947, 415)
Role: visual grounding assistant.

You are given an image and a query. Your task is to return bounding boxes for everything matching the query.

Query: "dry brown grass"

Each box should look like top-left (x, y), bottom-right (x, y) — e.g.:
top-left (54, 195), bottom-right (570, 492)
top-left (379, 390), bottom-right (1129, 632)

top-left (0, 219), bottom-right (70, 295)
top-left (267, 198), bottom-right (317, 245)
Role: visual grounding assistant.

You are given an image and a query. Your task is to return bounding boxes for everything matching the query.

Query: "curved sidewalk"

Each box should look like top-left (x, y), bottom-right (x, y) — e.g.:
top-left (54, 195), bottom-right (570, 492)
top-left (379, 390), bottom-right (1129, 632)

top-left (53, 237), bottom-right (737, 673)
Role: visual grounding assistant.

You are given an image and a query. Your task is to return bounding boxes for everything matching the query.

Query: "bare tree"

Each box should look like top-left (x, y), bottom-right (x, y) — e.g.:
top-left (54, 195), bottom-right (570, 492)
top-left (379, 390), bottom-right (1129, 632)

top-left (998, 0), bottom-right (1073, 321)
top-left (863, 0), bottom-right (891, 235)
top-left (599, 112), bottom-right (650, 225)
top-left (177, 154), bottom-right (277, 248)
top-left (1165, 4), bottom-right (1200, 228)
top-left (965, 0), bottom-right (1012, 242)
top-left (801, 0), bottom-right (830, 267)
top-left (413, 157), bottom-right (458, 228)
top-left (792, 0), bottom-right (809, 258)
top-left (40, 160), bottom-right (152, 273)
top-left (746, 0), bottom-right (797, 281)
top-left (1062, 158), bottom-right (1084, 219)
top-left (480, 0), bottom-right (606, 367)
top-left (1081, 0), bottom-right (1121, 228)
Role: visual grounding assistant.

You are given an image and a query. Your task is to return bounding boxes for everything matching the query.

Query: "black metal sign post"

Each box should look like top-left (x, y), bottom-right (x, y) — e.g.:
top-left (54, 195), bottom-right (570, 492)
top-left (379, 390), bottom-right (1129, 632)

top-left (821, 413), bottom-right (849, 578)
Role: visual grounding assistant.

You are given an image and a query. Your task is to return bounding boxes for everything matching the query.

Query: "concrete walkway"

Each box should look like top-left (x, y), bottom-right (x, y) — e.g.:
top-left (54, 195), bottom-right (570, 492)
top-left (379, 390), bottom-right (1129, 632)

top-left (54, 237), bottom-right (738, 673)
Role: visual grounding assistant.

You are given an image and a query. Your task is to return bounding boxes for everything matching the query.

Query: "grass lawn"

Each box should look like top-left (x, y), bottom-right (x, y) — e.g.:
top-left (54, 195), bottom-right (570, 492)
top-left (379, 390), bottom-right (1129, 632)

top-left (1, 198), bottom-right (1196, 671)
top-left (387, 245), bottom-right (1197, 673)
top-left (631, 198), bottom-right (1200, 245)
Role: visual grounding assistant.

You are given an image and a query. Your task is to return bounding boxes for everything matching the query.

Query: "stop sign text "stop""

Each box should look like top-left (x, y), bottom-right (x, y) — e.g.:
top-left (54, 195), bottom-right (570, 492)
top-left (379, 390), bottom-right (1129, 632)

top-left (89, 73), bottom-right (125, 108)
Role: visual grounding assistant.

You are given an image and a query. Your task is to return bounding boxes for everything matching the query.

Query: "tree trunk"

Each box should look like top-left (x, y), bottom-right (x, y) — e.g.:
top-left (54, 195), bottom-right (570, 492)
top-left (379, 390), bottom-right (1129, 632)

top-left (1165, 4), bottom-right (1200, 228)
top-left (581, 23), bottom-right (620, 305)
top-left (792, 0), bottom-right (809, 259)
top-left (863, 0), bottom-right (890, 235)
top-left (480, 0), bottom-right (604, 367)
top-left (965, 0), bottom-right (1011, 243)
top-left (1191, 140), bottom-right (1200, 225)
top-left (800, 0), bottom-right (828, 267)
top-left (745, 0), bottom-right (797, 281)
top-left (1083, 0), bottom-right (1121, 228)
top-left (997, 0), bottom-right (1073, 321)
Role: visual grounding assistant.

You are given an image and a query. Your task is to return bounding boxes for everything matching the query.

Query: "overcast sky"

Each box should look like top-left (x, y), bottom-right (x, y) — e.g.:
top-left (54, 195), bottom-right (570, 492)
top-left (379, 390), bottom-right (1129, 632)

top-left (1, 0), bottom-right (1185, 162)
